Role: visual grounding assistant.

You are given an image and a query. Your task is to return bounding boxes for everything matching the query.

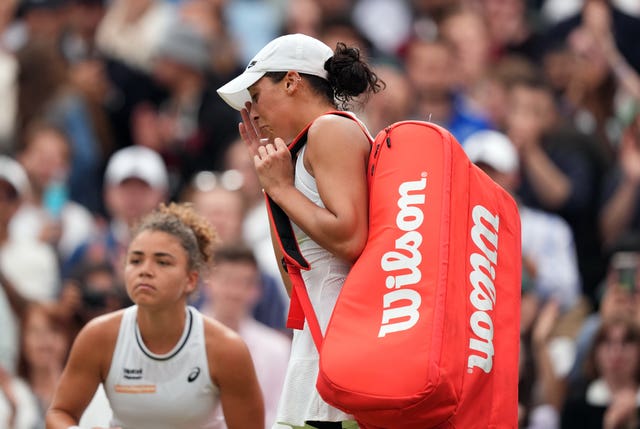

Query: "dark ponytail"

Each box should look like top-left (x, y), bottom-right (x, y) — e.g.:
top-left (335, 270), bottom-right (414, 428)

top-left (323, 42), bottom-right (384, 109)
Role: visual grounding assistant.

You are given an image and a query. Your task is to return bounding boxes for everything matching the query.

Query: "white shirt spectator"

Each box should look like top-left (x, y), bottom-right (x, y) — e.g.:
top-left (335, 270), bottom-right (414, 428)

top-left (0, 238), bottom-right (59, 374)
top-left (10, 200), bottom-right (97, 261)
top-left (521, 205), bottom-right (581, 310)
top-left (0, 372), bottom-right (40, 429)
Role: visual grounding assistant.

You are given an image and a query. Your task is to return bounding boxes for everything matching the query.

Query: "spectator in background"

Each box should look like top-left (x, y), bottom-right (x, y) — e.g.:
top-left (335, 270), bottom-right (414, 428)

top-left (361, 63), bottom-right (413, 136)
top-left (185, 169), bottom-right (288, 331)
top-left (471, 54), bottom-right (539, 131)
top-left (17, 304), bottom-right (71, 425)
top-left (505, 74), bottom-right (609, 305)
top-left (62, 260), bottom-right (129, 335)
top-left (351, 0), bottom-right (413, 58)
top-left (0, 0), bottom-right (18, 42)
top-left (280, 0), bottom-right (323, 40)
top-left (568, 242), bottom-right (640, 389)
top-left (5, 0), bottom-right (69, 52)
top-left (402, 37), bottom-right (491, 143)
top-left (579, 0), bottom-right (640, 105)
top-left (519, 300), bottom-right (565, 429)
top-left (0, 0), bottom-right (18, 153)
top-left (479, 0), bottom-right (547, 63)
top-left (62, 0), bottom-right (116, 210)
top-left (202, 243), bottom-right (290, 428)
top-left (312, 0), bottom-right (355, 22)
top-left (185, 170), bottom-right (244, 245)
top-left (177, 0), bottom-right (241, 82)
top-left (61, 0), bottom-right (108, 62)
top-left (408, 0), bottom-right (452, 25)
top-left (15, 37), bottom-right (108, 213)
top-left (542, 0), bottom-right (640, 78)
top-left (561, 317), bottom-right (640, 429)
top-left (10, 121), bottom-right (97, 262)
top-left (63, 145), bottom-right (168, 281)
top-left (136, 20), bottom-right (238, 199)
top-left (438, 5), bottom-right (494, 119)
top-left (599, 109), bottom-right (640, 250)
top-left (223, 139), bottom-right (271, 271)
top-left (92, 0), bottom-right (169, 152)
top-left (94, 0), bottom-right (175, 74)
top-left (563, 17), bottom-right (623, 158)
top-left (319, 15), bottom-right (375, 64)
top-left (224, 0), bottom-right (283, 68)
top-left (223, 139), bottom-right (289, 326)
top-left (0, 365), bottom-right (39, 429)
top-left (0, 155), bottom-right (59, 375)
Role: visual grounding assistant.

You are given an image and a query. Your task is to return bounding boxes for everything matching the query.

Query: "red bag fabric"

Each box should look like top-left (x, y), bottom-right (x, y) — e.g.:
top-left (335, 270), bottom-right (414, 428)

top-left (267, 119), bottom-right (521, 428)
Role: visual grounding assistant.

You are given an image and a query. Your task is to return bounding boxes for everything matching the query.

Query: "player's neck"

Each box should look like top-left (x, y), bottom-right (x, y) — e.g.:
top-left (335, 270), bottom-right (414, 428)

top-left (136, 305), bottom-right (188, 354)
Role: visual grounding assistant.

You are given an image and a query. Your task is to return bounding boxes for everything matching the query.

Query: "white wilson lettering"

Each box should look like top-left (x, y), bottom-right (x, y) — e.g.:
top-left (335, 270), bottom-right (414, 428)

top-left (467, 205), bottom-right (499, 373)
top-left (378, 176), bottom-right (426, 338)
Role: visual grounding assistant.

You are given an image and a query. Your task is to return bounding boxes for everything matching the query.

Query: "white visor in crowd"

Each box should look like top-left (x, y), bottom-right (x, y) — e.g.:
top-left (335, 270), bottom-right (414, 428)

top-left (463, 130), bottom-right (519, 174)
top-left (217, 33), bottom-right (334, 111)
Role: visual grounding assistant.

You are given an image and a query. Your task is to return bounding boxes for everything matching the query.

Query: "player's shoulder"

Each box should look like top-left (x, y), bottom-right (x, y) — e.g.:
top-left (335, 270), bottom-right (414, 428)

top-left (308, 112), bottom-right (371, 151)
top-left (310, 111), bottom-right (363, 133)
top-left (68, 309), bottom-right (125, 372)
top-left (77, 309), bottom-right (126, 345)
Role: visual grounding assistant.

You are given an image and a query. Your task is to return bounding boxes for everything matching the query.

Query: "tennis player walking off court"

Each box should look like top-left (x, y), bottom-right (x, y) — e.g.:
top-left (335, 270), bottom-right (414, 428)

top-left (217, 33), bottom-right (382, 429)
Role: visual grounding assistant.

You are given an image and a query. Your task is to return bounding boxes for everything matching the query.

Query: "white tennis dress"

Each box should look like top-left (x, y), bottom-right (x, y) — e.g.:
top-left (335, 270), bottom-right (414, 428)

top-left (104, 305), bottom-right (221, 429)
top-left (274, 113), bottom-right (371, 427)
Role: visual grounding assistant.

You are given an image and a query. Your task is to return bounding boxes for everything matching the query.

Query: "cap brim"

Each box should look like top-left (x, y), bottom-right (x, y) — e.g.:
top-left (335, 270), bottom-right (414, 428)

top-left (217, 70), bottom-right (265, 111)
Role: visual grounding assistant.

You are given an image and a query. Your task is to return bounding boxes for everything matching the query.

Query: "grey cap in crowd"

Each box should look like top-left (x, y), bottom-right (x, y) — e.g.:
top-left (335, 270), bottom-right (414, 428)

top-left (153, 22), bottom-right (211, 72)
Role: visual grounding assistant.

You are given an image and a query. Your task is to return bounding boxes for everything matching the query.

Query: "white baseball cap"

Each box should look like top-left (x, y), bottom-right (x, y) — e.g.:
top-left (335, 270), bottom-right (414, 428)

top-left (104, 146), bottom-right (169, 190)
top-left (217, 33), bottom-right (334, 111)
top-left (463, 130), bottom-right (519, 174)
top-left (0, 155), bottom-right (30, 199)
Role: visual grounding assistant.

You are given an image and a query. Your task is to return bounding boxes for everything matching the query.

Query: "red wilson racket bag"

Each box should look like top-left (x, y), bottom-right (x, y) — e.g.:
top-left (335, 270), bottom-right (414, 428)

top-left (267, 119), bottom-right (521, 429)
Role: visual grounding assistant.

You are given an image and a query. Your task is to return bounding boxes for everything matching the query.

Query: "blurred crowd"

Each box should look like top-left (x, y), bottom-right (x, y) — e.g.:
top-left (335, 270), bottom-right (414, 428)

top-left (0, 0), bottom-right (640, 428)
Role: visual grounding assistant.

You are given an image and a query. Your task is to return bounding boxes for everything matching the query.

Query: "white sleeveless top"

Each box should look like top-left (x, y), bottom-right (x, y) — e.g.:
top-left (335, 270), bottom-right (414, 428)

top-left (274, 113), bottom-right (370, 427)
top-left (104, 305), bottom-right (220, 429)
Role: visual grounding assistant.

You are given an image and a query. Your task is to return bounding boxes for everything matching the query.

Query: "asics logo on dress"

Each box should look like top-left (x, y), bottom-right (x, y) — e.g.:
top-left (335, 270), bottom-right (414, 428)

top-left (188, 366), bottom-right (201, 382)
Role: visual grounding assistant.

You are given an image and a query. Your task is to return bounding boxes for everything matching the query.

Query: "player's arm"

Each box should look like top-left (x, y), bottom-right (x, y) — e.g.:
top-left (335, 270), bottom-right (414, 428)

top-left (264, 116), bottom-right (370, 262)
top-left (46, 314), bottom-right (118, 429)
top-left (305, 116), bottom-right (370, 261)
top-left (207, 321), bottom-right (264, 429)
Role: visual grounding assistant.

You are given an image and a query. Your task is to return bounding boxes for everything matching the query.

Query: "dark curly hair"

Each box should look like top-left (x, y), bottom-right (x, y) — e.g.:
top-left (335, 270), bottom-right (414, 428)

top-left (130, 202), bottom-right (218, 272)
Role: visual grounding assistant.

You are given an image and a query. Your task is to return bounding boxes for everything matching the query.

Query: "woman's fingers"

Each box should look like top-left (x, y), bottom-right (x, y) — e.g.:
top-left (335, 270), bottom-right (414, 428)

top-left (240, 109), bottom-right (260, 157)
top-left (274, 137), bottom-right (287, 151)
top-left (257, 144), bottom-right (269, 158)
top-left (259, 141), bottom-right (289, 159)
